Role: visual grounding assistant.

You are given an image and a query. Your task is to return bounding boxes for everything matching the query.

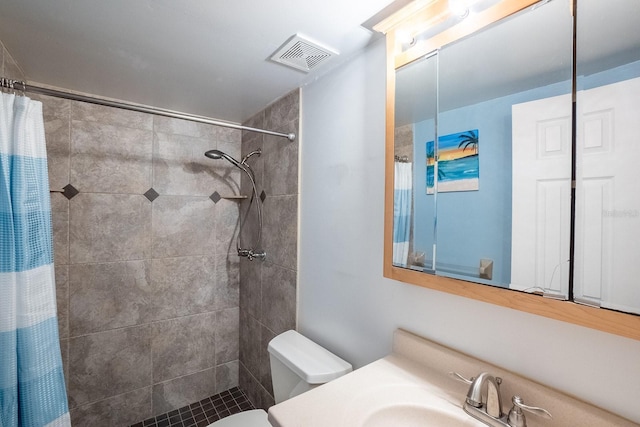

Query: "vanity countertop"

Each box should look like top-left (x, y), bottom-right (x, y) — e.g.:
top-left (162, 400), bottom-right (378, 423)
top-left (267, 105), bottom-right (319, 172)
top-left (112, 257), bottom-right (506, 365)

top-left (268, 352), bottom-right (485, 426)
top-left (267, 329), bottom-right (637, 427)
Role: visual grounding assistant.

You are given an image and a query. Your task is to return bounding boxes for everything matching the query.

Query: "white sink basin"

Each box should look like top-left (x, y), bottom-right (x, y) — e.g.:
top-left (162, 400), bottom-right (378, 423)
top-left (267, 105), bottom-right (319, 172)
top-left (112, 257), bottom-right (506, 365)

top-left (363, 403), bottom-right (478, 427)
top-left (346, 382), bottom-right (483, 427)
top-left (268, 356), bottom-right (486, 427)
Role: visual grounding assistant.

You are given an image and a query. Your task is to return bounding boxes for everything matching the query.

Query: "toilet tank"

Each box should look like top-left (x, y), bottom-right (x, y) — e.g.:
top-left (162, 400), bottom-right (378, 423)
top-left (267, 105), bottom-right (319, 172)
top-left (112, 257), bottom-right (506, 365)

top-left (267, 330), bottom-right (352, 404)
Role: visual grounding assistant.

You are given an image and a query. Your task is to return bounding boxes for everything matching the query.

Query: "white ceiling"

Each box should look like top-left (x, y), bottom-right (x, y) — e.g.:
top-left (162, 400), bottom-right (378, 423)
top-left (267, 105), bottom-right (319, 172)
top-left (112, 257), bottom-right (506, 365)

top-left (0, 0), bottom-right (395, 123)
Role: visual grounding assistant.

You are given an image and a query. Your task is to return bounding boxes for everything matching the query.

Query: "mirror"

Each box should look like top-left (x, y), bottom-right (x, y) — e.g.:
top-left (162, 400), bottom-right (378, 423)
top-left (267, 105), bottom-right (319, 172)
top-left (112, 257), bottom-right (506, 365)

top-left (574, 0), bottom-right (640, 314)
top-left (394, 0), bottom-right (573, 293)
top-left (382, 0), bottom-right (640, 339)
top-left (394, 53), bottom-right (437, 271)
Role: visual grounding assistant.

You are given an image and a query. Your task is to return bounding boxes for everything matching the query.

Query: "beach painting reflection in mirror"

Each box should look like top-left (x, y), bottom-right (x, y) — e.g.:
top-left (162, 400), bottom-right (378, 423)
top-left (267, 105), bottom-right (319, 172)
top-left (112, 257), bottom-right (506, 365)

top-left (427, 129), bottom-right (479, 194)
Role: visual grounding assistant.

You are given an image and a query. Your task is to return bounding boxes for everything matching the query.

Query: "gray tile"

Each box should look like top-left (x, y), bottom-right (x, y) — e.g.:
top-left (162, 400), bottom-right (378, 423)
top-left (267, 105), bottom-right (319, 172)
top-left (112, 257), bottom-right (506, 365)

top-left (68, 325), bottom-right (151, 407)
top-left (143, 187), bottom-right (159, 202)
top-left (214, 254), bottom-right (239, 310)
top-left (395, 123), bottom-right (414, 152)
top-left (70, 387), bottom-right (152, 427)
top-left (152, 368), bottom-right (216, 416)
top-left (263, 138), bottom-right (298, 197)
top-left (217, 134), bottom-right (242, 161)
top-left (3, 45), bottom-right (24, 80)
top-left (261, 263), bottom-right (296, 335)
top-left (72, 101), bottom-right (153, 130)
top-left (70, 120), bottom-right (153, 193)
top-left (239, 363), bottom-right (257, 408)
top-left (215, 199), bottom-right (240, 256)
top-left (55, 265), bottom-right (69, 339)
top-left (44, 116), bottom-right (71, 191)
top-left (30, 94), bottom-right (71, 122)
top-left (151, 313), bottom-right (216, 382)
top-left (50, 193), bottom-right (69, 265)
top-left (265, 89), bottom-right (300, 135)
top-left (153, 115), bottom-right (217, 139)
top-left (60, 338), bottom-right (69, 391)
top-left (149, 256), bottom-right (214, 320)
top-left (262, 195), bottom-right (297, 270)
top-left (241, 112), bottom-right (264, 181)
top-left (242, 111), bottom-right (265, 147)
top-left (262, 89), bottom-right (299, 196)
top-left (257, 382), bottom-right (275, 411)
top-left (259, 326), bottom-right (276, 396)
top-left (216, 308), bottom-right (239, 364)
top-left (239, 362), bottom-right (273, 411)
top-left (239, 311), bottom-right (260, 379)
top-left (70, 193), bottom-right (151, 263)
top-left (216, 360), bottom-right (239, 393)
top-left (152, 131), bottom-right (240, 197)
top-left (237, 194), bottom-right (262, 256)
top-left (239, 257), bottom-right (261, 319)
top-left (151, 196), bottom-right (215, 258)
top-left (69, 261), bottom-right (153, 335)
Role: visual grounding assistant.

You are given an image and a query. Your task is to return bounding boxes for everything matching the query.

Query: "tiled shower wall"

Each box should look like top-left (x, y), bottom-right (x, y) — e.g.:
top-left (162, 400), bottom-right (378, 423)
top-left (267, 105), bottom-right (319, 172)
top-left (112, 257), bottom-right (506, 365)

top-left (43, 98), bottom-right (243, 426)
top-left (3, 39), bottom-right (244, 426)
top-left (1, 40), bottom-right (23, 81)
top-left (395, 123), bottom-right (413, 161)
top-left (238, 90), bottom-right (300, 409)
top-left (3, 38), bottom-right (298, 423)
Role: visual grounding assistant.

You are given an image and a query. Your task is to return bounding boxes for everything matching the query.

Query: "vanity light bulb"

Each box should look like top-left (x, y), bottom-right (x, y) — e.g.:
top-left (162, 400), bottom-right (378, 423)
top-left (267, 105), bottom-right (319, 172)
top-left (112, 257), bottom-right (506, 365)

top-left (449, 0), bottom-right (469, 17)
top-left (396, 30), bottom-right (416, 46)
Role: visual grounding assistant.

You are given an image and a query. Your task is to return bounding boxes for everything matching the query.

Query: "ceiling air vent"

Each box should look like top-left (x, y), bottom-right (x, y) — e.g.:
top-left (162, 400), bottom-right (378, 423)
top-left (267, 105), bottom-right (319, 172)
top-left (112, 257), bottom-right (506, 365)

top-left (270, 34), bottom-right (338, 73)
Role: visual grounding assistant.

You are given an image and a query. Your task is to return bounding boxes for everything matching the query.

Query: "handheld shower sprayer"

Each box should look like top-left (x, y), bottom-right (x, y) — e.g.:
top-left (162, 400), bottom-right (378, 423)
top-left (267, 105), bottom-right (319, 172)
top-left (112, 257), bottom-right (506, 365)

top-left (204, 148), bottom-right (265, 261)
top-left (204, 149), bottom-right (243, 169)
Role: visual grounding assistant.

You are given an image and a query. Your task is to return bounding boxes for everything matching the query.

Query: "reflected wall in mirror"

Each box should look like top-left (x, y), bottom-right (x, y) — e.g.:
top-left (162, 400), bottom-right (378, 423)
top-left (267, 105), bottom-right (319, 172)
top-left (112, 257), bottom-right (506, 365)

top-left (394, 53), bottom-right (437, 271)
top-left (383, 0), bottom-right (640, 334)
top-left (574, 0), bottom-right (640, 314)
top-left (393, 0), bottom-right (573, 295)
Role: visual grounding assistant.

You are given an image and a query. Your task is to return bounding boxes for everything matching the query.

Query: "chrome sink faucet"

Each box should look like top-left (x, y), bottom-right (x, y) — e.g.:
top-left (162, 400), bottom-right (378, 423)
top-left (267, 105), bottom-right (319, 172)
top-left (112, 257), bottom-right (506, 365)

top-left (451, 372), bottom-right (551, 427)
top-left (466, 372), bottom-right (504, 418)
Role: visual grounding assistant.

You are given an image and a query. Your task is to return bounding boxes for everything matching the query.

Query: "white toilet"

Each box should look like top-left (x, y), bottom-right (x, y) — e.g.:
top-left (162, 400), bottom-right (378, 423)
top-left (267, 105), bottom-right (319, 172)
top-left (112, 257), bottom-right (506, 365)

top-left (208, 329), bottom-right (352, 427)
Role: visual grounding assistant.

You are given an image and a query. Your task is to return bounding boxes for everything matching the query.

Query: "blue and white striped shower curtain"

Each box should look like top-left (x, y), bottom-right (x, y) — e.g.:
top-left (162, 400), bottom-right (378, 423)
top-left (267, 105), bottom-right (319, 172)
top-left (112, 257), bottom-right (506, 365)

top-left (392, 161), bottom-right (412, 267)
top-left (0, 93), bottom-right (70, 426)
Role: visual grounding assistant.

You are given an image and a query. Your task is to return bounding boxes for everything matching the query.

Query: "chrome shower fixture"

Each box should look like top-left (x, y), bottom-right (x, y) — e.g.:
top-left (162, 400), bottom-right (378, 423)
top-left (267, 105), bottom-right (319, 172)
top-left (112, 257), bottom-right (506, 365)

top-left (204, 149), bottom-right (242, 168)
top-left (204, 149), bottom-right (265, 261)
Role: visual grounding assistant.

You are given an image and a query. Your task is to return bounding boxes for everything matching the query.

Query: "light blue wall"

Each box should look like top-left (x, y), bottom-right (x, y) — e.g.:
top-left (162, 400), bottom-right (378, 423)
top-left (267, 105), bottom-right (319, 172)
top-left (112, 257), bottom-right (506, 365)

top-left (580, 58), bottom-right (640, 89)
top-left (413, 81), bottom-right (570, 286)
top-left (410, 58), bottom-right (640, 286)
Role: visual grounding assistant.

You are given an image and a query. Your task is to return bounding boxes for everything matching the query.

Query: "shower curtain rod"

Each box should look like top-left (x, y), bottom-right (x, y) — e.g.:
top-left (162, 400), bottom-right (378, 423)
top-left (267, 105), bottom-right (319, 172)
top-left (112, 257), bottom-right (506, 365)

top-left (0, 77), bottom-right (296, 141)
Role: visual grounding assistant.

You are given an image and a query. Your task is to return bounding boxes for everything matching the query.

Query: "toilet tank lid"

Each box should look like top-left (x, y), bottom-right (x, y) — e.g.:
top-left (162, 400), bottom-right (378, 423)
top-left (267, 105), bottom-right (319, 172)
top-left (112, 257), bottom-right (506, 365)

top-left (268, 330), bottom-right (352, 384)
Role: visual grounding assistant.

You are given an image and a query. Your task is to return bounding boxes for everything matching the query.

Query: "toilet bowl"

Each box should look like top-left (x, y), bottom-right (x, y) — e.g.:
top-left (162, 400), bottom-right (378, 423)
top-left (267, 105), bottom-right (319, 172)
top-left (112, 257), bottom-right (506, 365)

top-left (207, 330), bottom-right (352, 427)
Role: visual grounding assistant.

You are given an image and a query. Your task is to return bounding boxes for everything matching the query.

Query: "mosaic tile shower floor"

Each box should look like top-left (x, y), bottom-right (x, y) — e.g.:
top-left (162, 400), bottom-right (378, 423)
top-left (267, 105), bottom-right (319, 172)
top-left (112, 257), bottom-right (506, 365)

top-left (130, 387), bottom-right (255, 427)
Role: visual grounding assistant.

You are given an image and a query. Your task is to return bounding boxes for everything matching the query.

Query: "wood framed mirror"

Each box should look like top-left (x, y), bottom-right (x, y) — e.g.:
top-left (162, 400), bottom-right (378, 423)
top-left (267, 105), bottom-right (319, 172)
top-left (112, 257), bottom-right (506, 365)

top-left (379, 0), bottom-right (640, 341)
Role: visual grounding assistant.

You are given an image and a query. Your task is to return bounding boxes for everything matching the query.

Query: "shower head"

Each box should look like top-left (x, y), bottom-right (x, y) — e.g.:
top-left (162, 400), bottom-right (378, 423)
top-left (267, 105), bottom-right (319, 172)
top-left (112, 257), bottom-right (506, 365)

top-left (204, 149), bottom-right (242, 168)
top-left (204, 149), bottom-right (223, 160)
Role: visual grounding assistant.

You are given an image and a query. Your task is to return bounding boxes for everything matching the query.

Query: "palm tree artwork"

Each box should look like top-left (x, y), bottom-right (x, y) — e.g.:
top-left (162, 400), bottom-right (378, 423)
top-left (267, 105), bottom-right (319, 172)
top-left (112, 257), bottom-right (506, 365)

top-left (458, 130), bottom-right (478, 155)
top-left (426, 142), bottom-right (445, 189)
top-left (426, 129), bottom-right (479, 194)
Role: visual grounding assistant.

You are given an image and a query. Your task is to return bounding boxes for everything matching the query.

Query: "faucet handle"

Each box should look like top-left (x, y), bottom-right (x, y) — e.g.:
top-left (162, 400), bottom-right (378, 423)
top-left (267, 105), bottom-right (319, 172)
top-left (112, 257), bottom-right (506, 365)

top-left (508, 396), bottom-right (552, 427)
top-left (449, 371), bottom-right (473, 384)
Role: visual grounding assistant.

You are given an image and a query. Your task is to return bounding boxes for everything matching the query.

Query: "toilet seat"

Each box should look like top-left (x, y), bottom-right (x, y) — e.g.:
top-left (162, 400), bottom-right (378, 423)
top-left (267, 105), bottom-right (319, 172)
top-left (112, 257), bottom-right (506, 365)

top-left (206, 409), bottom-right (271, 427)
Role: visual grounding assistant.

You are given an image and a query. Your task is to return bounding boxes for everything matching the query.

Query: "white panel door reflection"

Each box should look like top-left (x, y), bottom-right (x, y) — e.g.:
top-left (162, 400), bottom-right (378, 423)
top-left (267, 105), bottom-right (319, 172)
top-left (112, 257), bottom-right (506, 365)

top-left (511, 95), bottom-right (572, 297)
top-left (575, 77), bottom-right (640, 314)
